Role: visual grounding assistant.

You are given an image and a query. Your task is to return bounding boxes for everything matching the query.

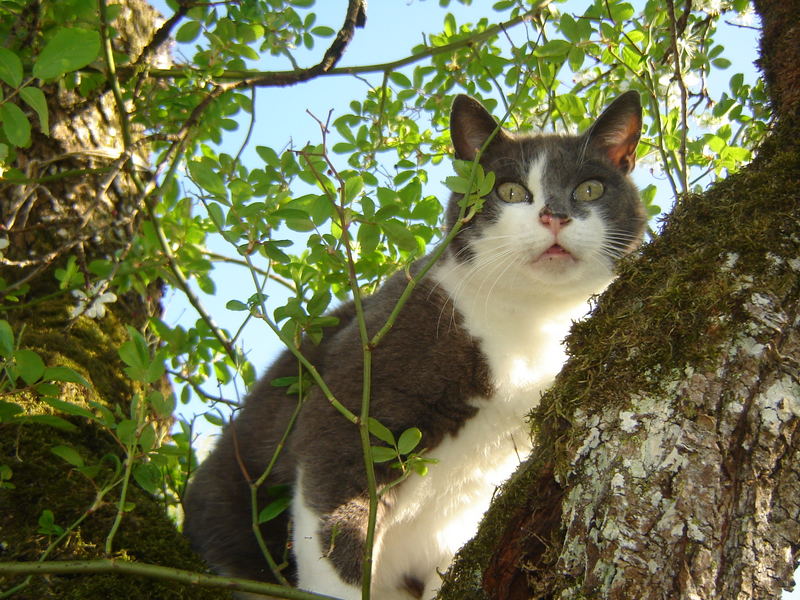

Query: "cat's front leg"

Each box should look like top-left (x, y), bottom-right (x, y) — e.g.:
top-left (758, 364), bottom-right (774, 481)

top-left (292, 468), bottom-right (370, 600)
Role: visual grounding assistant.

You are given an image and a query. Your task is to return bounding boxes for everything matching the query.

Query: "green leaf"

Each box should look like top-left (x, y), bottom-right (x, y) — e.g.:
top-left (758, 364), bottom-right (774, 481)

top-left (389, 72), bottom-right (412, 88)
top-left (19, 87), bottom-right (49, 134)
top-left (533, 39), bottom-right (571, 58)
top-left (133, 462), bottom-right (161, 494)
top-left (358, 222), bottom-right (381, 254)
top-left (0, 320), bottom-right (14, 358)
top-left (443, 12), bottom-right (457, 36)
top-left (20, 414), bottom-right (77, 432)
top-left (203, 412), bottom-right (224, 427)
top-left (370, 445), bottom-right (398, 463)
top-left (610, 2), bottom-right (635, 22)
top-left (411, 459), bottom-right (430, 476)
top-left (42, 366), bottom-right (90, 388)
top-left (730, 72), bottom-right (744, 95)
top-left (397, 427), bottom-right (422, 455)
top-left (88, 400), bottom-right (116, 427)
top-left (119, 341), bottom-right (145, 371)
top-left (175, 20), bottom-right (202, 43)
top-left (0, 48), bottom-right (23, 88)
top-left (381, 220), bottom-right (418, 252)
top-left (123, 347), bottom-right (167, 386)
top-left (258, 495), bottom-right (292, 523)
top-left (368, 417), bottom-right (395, 445)
top-left (187, 160), bottom-right (228, 199)
top-left (445, 174), bottom-right (473, 195)
top-left (477, 170), bottom-right (496, 197)
top-left (558, 13), bottom-right (579, 41)
top-left (36, 382), bottom-right (59, 396)
top-left (0, 103), bottom-right (31, 147)
top-left (311, 26), bottom-right (336, 37)
top-left (144, 352), bottom-right (166, 383)
top-left (344, 175), bottom-right (364, 202)
top-left (37, 509), bottom-right (62, 535)
top-left (51, 444), bottom-right (84, 467)
top-left (226, 299), bottom-right (248, 311)
top-left (262, 241), bottom-right (291, 264)
top-left (33, 28), bottom-right (101, 80)
top-left (568, 46), bottom-right (585, 72)
top-left (42, 397), bottom-right (95, 420)
top-left (14, 349), bottom-right (45, 385)
top-left (147, 390), bottom-right (175, 420)
top-left (206, 201), bottom-right (225, 227)
top-left (116, 419), bottom-right (138, 446)
top-left (307, 290), bottom-right (331, 316)
top-left (0, 400), bottom-right (23, 420)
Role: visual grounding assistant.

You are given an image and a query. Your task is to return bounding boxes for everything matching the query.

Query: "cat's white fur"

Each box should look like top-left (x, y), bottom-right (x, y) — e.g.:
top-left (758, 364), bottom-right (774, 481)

top-left (292, 155), bottom-right (616, 599)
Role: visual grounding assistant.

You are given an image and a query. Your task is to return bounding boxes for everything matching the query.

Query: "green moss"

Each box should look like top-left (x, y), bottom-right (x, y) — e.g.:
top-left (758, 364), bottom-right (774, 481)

top-left (9, 296), bottom-right (137, 411)
top-left (1, 293), bottom-right (228, 598)
top-left (0, 421), bottom-right (228, 599)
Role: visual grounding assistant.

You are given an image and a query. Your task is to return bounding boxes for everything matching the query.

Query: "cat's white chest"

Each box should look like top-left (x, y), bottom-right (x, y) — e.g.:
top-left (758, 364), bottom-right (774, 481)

top-left (373, 388), bottom-right (535, 598)
top-left (370, 268), bottom-right (582, 598)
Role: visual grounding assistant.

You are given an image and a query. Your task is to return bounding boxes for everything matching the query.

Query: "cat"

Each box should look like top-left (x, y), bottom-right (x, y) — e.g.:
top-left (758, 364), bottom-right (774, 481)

top-left (183, 90), bottom-right (646, 599)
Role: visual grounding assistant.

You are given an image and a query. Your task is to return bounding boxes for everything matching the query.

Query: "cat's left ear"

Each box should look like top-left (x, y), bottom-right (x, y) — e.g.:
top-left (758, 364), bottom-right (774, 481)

top-left (450, 95), bottom-right (509, 161)
top-left (585, 90), bottom-right (642, 174)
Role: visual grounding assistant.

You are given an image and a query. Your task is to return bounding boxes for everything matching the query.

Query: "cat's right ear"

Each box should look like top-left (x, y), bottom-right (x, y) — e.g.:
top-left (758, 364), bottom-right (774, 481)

top-left (450, 95), bottom-right (506, 161)
top-left (585, 91), bottom-right (642, 174)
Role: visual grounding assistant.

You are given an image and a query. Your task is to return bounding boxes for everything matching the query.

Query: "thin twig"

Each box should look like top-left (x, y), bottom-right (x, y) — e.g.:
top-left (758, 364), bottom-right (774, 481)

top-left (202, 251), bottom-right (297, 292)
top-left (666, 0), bottom-right (690, 193)
top-left (132, 0), bottom-right (191, 68)
top-left (98, 0), bottom-right (238, 363)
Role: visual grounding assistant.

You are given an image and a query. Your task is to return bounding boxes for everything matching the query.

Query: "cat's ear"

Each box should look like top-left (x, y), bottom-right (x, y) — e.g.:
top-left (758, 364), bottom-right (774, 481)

top-left (585, 90), bottom-right (642, 174)
top-left (450, 95), bottom-right (507, 161)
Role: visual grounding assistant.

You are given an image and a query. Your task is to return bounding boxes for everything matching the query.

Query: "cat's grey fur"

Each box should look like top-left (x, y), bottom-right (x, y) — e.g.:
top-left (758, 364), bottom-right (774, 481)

top-left (184, 91), bottom-right (646, 599)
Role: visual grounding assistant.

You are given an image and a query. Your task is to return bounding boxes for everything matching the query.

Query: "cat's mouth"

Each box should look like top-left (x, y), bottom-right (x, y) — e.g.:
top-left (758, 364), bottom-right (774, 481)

top-left (537, 244), bottom-right (574, 260)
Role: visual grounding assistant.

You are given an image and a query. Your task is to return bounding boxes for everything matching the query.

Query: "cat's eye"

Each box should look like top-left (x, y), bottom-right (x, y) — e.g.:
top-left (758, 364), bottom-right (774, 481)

top-left (496, 182), bottom-right (531, 204)
top-left (573, 179), bottom-right (605, 202)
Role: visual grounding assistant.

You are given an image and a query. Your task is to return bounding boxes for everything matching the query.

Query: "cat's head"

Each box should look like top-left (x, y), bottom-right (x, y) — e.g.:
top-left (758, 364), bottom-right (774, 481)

top-left (444, 92), bottom-right (647, 301)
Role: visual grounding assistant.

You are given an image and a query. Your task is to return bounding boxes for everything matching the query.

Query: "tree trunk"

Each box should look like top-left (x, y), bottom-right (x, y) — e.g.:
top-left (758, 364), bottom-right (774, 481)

top-left (439, 2), bottom-right (800, 599)
top-left (0, 2), bottom-right (221, 598)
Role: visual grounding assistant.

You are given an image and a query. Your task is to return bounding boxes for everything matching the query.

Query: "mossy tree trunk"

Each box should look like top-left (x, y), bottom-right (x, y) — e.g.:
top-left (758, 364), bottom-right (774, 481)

top-left (0, 2), bottom-right (221, 598)
top-left (439, 2), bottom-right (800, 599)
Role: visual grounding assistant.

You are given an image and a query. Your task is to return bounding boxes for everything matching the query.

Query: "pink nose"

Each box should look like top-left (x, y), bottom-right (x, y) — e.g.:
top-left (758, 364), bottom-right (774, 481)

top-left (539, 208), bottom-right (571, 234)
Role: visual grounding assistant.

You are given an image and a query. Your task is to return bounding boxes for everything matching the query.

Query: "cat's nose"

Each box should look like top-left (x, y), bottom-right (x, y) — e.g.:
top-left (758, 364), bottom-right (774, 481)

top-left (539, 207), bottom-right (571, 233)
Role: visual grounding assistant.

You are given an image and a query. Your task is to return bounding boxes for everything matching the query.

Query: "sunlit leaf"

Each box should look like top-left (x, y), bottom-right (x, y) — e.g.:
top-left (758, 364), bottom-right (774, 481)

top-left (32, 28), bottom-right (101, 79)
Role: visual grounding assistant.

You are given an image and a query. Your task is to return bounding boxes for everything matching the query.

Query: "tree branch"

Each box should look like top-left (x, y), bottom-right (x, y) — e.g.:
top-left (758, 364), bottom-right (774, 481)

top-left (0, 559), bottom-right (338, 600)
top-left (234, 0), bottom-right (367, 89)
top-left (132, 0), bottom-right (191, 68)
top-left (128, 6), bottom-right (544, 87)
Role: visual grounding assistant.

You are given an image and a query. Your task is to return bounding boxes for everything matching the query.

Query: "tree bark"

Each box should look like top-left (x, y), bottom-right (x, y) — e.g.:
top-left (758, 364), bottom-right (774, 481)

top-left (0, 2), bottom-right (222, 598)
top-left (439, 2), bottom-right (800, 599)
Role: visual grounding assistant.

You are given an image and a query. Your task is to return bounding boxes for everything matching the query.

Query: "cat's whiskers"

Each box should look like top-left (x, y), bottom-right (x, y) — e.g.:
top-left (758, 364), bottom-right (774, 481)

top-left (600, 229), bottom-right (642, 259)
top-left (434, 239), bottom-right (525, 331)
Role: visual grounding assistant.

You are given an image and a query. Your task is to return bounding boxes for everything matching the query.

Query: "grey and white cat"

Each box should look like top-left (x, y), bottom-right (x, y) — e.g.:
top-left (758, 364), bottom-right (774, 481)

top-left (183, 91), bottom-right (646, 599)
